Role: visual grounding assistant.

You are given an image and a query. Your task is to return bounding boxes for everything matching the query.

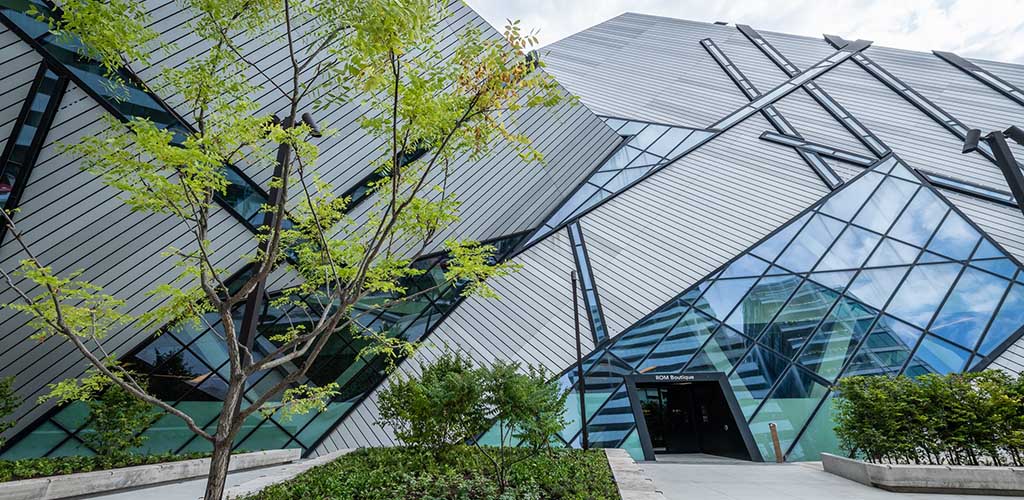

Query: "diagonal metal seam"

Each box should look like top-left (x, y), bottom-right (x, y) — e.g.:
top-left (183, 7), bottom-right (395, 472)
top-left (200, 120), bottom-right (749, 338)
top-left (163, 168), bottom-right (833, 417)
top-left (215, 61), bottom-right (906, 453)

top-left (515, 39), bottom-right (874, 258)
top-left (700, 37), bottom-right (842, 189)
top-left (824, 34), bottom-right (1024, 175)
top-left (736, 24), bottom-right (890, 159)
top-left (934, 50), bottom-right (1024, 108)
top-left (0, 63), bottom-right (69, 243)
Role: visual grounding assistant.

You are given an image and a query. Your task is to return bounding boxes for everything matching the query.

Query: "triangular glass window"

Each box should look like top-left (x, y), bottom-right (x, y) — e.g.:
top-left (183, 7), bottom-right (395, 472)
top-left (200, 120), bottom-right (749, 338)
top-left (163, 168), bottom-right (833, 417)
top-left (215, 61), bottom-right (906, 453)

top-left (866, 238), bottom-right (920, 267)
top-left (807, 270), bottom-right (856, 292)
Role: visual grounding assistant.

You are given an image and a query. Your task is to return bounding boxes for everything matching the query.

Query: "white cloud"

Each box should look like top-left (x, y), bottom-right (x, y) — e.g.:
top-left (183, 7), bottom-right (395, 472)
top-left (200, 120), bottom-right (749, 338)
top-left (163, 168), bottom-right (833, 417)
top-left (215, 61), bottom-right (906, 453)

top-left (465, 0), bottom-right (1024, 64)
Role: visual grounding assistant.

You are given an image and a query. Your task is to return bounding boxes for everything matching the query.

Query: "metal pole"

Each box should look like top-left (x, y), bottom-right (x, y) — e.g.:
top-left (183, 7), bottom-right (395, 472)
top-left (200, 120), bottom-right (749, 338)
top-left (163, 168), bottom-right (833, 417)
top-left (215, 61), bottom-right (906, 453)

top-left (572, 271), bottom-right (589, 450)
top-left (239, 117), bottom-right (292, 353)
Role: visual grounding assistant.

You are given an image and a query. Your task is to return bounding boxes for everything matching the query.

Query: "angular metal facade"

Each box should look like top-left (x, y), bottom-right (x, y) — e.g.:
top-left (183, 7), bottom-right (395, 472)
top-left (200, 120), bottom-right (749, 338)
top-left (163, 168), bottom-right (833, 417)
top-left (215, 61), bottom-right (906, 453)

top-left (3, 4), bottom-right (1024, 464)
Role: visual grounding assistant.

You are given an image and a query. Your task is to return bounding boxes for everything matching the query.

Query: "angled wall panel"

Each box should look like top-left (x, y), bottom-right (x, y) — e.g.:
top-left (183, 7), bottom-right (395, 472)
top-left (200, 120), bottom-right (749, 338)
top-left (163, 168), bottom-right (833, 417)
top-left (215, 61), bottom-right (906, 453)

top-left (814, 63), bottom-right (1008, 192)
top-left (772, 89), bottom-right (875, 158)
top-left (867, 46), bottom-right (1022, 135)
top-left (311, 229), bottom-right (593, 454)
top-left (132, 0), bottom-right (619, 251)
top-left (543, 13), bottom-right (750, 127)
top-left (580, 114), bottom-right (829, 338)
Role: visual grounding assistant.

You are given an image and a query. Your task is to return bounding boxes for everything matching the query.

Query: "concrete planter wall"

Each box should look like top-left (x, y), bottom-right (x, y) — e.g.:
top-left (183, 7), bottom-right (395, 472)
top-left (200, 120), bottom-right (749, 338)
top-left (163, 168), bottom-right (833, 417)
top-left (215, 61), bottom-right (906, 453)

top-left (604, 448), bottom-right (666, 500)
top-left (822, 452), bottom-right (1024, 495)
top-left (0, 448), bottom-right (300, 500)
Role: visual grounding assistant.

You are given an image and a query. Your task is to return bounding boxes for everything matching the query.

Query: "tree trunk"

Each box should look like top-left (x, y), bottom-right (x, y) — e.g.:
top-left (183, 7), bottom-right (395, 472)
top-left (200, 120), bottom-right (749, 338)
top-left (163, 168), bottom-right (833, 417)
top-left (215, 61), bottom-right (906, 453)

top-left (204, 377), bottom-right (245, 500)
top-left (204, 437), bottom-right (234, 500)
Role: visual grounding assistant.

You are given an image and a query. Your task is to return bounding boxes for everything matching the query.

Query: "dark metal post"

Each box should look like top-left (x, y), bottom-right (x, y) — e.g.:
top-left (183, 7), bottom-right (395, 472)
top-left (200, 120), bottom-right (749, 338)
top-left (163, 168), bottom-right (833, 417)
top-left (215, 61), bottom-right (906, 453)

top-left (239, 117), bottom-right (292, 353)
top-left (985, 131), bottom-right (1024, 218)
top-left (572, 271), bottom-right (589, 450)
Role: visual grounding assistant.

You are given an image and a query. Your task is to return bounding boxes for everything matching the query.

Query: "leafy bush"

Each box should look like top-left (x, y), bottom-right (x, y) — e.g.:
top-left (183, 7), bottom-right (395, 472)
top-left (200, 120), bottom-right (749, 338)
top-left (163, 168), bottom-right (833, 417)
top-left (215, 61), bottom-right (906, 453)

top-left (0, 452), bottom-right (213, 482)
top-left (377, 352), bottom-right (487, 455)
top-left (378, 353), bottom-right (568, 491)
top-left (243, 446), bottom-right (619, 500)
top-left (475, 362), bottom-right (568, 490)
top-left (834, 370), bottom-right (1024, 465)
top-left (79, 380), bottom-right (161, 457)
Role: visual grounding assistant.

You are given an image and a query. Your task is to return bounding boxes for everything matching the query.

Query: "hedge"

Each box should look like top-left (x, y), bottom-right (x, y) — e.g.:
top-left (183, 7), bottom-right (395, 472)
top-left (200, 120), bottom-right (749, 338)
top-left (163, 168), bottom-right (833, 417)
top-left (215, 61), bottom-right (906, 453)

top-left (833, 370), bottom-right (1024, 466)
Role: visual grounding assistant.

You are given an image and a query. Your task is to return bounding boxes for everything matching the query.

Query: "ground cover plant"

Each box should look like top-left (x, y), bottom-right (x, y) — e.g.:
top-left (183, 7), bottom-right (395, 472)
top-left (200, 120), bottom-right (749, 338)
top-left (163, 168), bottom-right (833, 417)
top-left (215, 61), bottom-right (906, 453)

top-left (244, 446), bottom-right (619, 500)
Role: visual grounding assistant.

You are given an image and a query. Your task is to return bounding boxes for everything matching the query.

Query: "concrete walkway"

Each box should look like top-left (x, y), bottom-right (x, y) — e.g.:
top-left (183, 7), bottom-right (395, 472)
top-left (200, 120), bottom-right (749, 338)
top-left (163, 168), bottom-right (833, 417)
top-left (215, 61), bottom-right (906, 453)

top-left (642, 456), bottom-right (1010, 500)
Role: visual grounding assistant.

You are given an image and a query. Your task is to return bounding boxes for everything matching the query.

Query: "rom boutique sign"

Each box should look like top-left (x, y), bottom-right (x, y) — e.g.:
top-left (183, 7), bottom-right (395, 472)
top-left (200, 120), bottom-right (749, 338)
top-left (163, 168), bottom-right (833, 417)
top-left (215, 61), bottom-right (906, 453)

top-left (653, 374), bottom-right (696, 382)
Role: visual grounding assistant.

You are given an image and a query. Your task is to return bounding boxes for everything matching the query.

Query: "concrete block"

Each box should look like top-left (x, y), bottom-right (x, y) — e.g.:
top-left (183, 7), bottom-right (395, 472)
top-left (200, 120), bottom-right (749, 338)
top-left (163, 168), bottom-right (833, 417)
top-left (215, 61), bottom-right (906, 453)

top-left (224, 448), bottom-right (354, 499)
top-left (822, 453), bottom-right (1024, 495)
top-left (0, 449), bottom-right (300, 500)
top-left (604, 448), bottom-right (667, 500)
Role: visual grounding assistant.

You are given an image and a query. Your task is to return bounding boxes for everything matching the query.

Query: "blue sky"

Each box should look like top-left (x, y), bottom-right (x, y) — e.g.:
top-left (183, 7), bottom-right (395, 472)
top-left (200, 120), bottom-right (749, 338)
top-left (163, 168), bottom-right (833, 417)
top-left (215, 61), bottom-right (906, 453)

top-left (466, 0), bottom-right (1024, 64)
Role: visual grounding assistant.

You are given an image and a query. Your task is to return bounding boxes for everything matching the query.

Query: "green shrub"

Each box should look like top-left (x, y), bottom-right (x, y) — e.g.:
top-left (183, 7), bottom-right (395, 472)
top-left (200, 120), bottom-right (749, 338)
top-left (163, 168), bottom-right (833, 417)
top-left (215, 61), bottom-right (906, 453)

top-left (834, 370), bottom-right (1024, 465)
top-left (475, 361), bottom-right (568, 491)
top-left (243, 446), bottom-right (619, 500)
top-left (377, 352), bottom-right (487, 455)
top-left (0, 377), bottom-right (20, 448)
top-left (79, 380), bottom-right (161, 457)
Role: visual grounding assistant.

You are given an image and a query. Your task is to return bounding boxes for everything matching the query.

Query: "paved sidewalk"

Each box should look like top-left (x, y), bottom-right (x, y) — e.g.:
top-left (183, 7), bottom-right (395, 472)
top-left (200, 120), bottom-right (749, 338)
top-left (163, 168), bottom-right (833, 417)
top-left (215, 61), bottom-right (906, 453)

top-left (642, 457), bottom-right (1008, 500)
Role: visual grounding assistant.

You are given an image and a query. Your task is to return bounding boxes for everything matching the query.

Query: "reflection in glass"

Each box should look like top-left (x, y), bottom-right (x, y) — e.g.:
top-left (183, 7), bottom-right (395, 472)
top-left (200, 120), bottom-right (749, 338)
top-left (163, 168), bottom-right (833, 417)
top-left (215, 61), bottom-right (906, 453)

top-left (930, 267), bottom-right (1009, 349)
top-left (886, 263), bottom-right (961, 328)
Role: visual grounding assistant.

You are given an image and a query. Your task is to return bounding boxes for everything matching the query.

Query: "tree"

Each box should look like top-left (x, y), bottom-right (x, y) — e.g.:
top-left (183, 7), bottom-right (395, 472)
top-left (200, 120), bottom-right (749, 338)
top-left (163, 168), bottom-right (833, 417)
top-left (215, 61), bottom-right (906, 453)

top-left (0, 0), bottom-right (567, 497)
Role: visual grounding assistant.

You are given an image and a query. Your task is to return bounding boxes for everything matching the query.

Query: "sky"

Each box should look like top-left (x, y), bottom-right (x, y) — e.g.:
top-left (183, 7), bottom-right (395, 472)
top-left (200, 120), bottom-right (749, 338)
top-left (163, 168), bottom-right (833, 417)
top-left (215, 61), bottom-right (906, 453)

top-left (466, 0), bottom-right (1024, 64)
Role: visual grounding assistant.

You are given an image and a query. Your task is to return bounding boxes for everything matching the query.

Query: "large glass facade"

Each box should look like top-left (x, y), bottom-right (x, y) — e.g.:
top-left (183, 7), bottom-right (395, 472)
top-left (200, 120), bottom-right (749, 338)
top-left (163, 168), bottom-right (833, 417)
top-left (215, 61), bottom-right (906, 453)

top-left (556, 156), bottom-right (1024, 461)
top-left (1, 234), bottom-right (526, 458)
top-left (526, 118), bottom-right (714, 244)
